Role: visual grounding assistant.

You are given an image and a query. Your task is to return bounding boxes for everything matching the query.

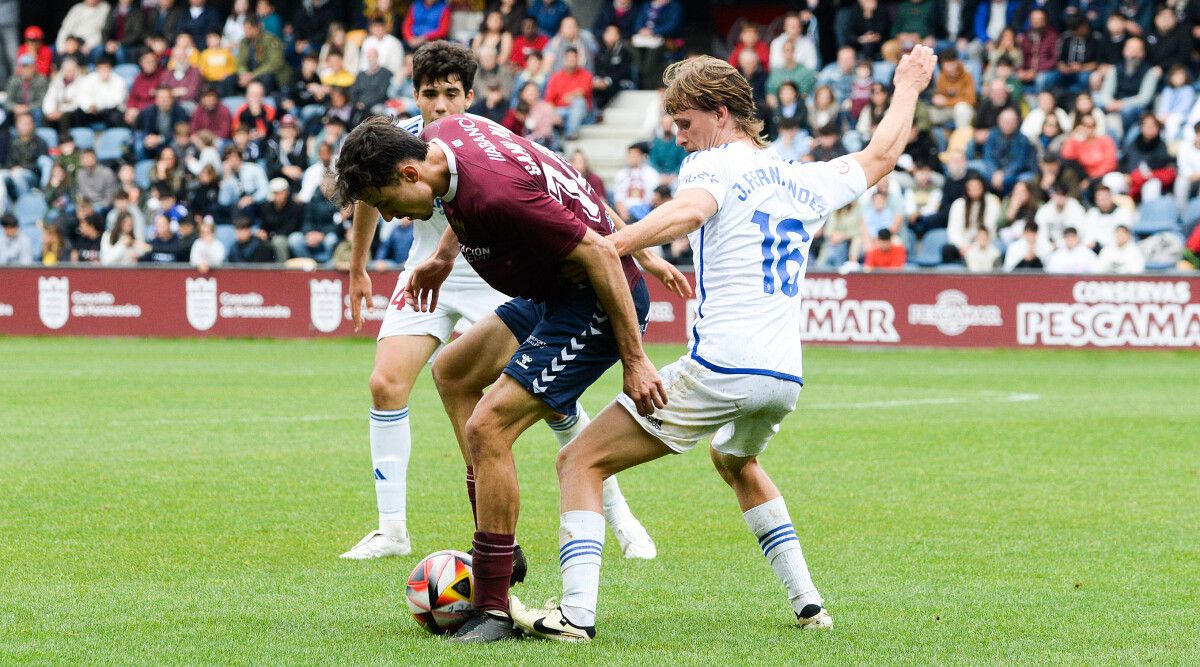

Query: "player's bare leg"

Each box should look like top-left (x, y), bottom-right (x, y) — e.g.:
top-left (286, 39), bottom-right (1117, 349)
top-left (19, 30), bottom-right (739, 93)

top-left (448, 375), bottom-right (555, 643)
top-left (512, 403), bottom-right (672, 642)
top-left (710, 449), bottom-right (831, 629)
top-left (341, 334), bottom-right (440, 560)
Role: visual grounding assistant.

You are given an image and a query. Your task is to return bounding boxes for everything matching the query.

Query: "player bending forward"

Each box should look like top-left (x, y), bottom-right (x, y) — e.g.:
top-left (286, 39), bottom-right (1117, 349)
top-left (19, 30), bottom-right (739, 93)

top-left (340, 42), bottom-right (681, 562)
top-left (331, 110), bottom-right (680, 642)
top-left (512, 48), bottom-right (936, 641)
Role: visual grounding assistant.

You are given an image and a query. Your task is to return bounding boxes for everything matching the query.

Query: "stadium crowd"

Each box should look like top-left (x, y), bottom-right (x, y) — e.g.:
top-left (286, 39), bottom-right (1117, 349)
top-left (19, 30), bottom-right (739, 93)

top-left (1, 0), bottom-right (1199, 274)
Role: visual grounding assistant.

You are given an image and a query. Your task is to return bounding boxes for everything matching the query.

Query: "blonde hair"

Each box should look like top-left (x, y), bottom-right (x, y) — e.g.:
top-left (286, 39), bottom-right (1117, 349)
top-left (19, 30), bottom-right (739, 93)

top-left (663, 56), bottom-right (766, 148)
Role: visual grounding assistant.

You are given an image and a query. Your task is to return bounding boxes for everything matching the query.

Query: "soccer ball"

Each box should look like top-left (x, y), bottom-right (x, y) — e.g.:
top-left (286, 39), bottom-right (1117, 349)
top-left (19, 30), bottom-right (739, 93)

top-left (405, 550), bottom-right (474, 634)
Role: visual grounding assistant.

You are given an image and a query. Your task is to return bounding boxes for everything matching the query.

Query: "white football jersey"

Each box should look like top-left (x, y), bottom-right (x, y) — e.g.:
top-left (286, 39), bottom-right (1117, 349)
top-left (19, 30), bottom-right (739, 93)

top-left (395, 115), bottom-right (486, 286)
top-left (675, 142), bottom-right (868, 384)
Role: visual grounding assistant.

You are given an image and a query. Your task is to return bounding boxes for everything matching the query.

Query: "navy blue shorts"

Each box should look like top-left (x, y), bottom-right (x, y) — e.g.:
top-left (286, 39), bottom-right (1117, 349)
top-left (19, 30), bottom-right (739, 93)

top-left (496, 278), bottom-right (650, 416)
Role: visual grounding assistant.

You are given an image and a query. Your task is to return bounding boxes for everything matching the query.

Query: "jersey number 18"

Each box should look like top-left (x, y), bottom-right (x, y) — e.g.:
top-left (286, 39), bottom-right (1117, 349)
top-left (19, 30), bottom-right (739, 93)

top-left (752, 209), bottom-right (810, 298)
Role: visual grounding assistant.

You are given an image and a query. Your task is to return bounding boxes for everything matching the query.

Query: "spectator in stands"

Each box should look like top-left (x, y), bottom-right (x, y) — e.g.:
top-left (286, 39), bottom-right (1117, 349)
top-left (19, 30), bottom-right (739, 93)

top-left (929, 50), bottom-right (975, 130)
top-left (403, 0), bottom-right (452, 49)
top-left (361, 18), bottom-right (404, 79)
top-left (807, 124), bottom-right (847, 163)
top-left (1174, 122), bottom-right (1200, 209)
top-left (174, 216), bottom-right (198, 262)
top-left (222, 0), bottom-right (251, 47)
top-left (905, 160), bottom-right (943, 229)
top-left (592, 24), bottom-right (633, 112)
top-left (505, 78), bottom-right (558, 147)
top-left (73, 214), bottom-right (104, 263)
top-left (984, 108), bottom-right (1036, 194)
top-left (1004, 221), bottom-right (1049, 271)
top-left (766, 39), bottom-right (816, 106)
top-left (126, 50), bottom-right (164, 123)
top-left (1096, 37), bottom-right (1159, 135)
top-left (530, 0), bottom-right (570, 36)
top-left (44, 164), bottom-right (76, 222)
top-left (374, 217), bottom-right (414, 269)
top-left (814, 201), bottom-right (858, 269)
top-left (593, 0), bottom-right (636, 38)
top-left (860, 187), bottom-right (902, 250)
top-left (140, 213), bottom-right (182, 262)
top-left (1096, 224), bottom-right (1144, 273)
top-left (846, 0), bottom-right (887, 62)
top-left (1046, 226), bottom-right (1098, 273)
top-left (198, 30), bottom-right (236, 89)
top-left (265, 115), bottom-right (307, 187)
top-left (770, 11), bottom-right (819, 71)
top-left (511, 16), bottom-right (549, 70)
top-left (1156, 66), bottom-right (1194, 145)
top-left (189, 219), bottom-right (225, 271)
top-left (544, 16), bottom-right (597, 75)
top-left (6, 112), bottom-right (48, 194)
top-left (613, 142), bottom-right (658, 221)
top-left (218, 145), bottom-right (268, 222)
top-left (42, 57), bottom-right (84, 133)
top-left (255, 0), bottom-right (282, 37)
top-left (570, 149), bottom-right (607, 203)
top-left (544, 47), bottom-right (593, 141)
top-left (107, 189), bottom-right (146, 237)
top-left (136, 86), bottom-right (190, 161)
top-left (259, 177), bottom-right (301, 260)
top-left (1117, 113), bottom-right (1176, 201)
top-left (1060, 114), bottom-right (1117, 187)
top-left (946, 173), bottom-right (1001, 262)
top-left (187, 164), bottom-right (224, 223)
top-left (1049, 16), bottom-right (1097, 97)
top-left (474, 11), bottom-right (513, 64)
top-left (1017, 9), bottom-right (1058, 90)
top-left (319, 47), bottom-right (356, 89)
top-left (1021, 91), bottom-right (1070, 142)
top-left (191, 86), bottom-right (233, 140)
top-left (468, 83), bottom-right (509, 124)
top-left (0, 214), bottom-right (31, 265)
top-left (818, 46), bottom-right (855, 103)
top-left (728, 24), bottom-right (769, 71)
top-left (1146, 6), bottom-right (1192, 72)
top-left (293, 187), bottom-right (339, 263)
top-left (735, 49), bottom-right (768, 112)
top-left (1095, 11), bottom-right (1129, 67)
top-left (475, 47), bottom-right (514, 98)
top-left (997, 179), bottom-right (1041, 242)
top-left (236, 16), bottom-right (288, 94)
top-left (148, 0), bottom-right (183, 42)
top-left (19, 26), bottom-right (53, 78)
top-left (160, 44), bottom-right (202, 103)
top-left (6, 54), bottom-right (49, 118)
top-left (352, 47), bottom-right (396, 113)
top-left (807, 85), bottom-right (838, 134)
top-left (234, 80), bottom-right (276, 141)
top-left (58, 0), bottom-right (111, 56)
top-left (769, 81), bottom-right (808, 132)
top-left (964, 227), bottom-right (1001, 272)
top-left (863, 228), bottom-right (907, 271)
top-left (100, 211), bottom-right (144, 264)
top-left (975, 78), bottom-right (1016, 130)
top-left (179, 0), bottom-right (220, 45)
top-left (770, 116), bottom-right (809, 162)
top-left (226, 215), bottom-right (274, 263)
top-left (1035, 186), bottom-right (1085, 247)
top-left (630, 0), bottom-right (683, 90)
top-left (887, 0), bottom-right (937, 60)
top-left (39, 222), bottom-right (70, 266)
top-left (77, 149), bottom-right (120, 210)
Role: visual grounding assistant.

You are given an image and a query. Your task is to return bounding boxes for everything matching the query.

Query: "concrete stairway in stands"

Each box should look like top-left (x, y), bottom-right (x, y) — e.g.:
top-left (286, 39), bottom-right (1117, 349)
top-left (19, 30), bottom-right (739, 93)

top-left (563, 89), bottom-right (661, 188)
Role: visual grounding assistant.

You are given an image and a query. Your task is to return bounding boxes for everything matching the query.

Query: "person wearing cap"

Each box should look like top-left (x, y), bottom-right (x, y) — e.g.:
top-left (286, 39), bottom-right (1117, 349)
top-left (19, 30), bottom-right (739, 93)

top-left (265, 114), bottom-right (308, 185)
top-left (18, 26), bottom-right (54, 77)
top-left (57, 0), bottom-right (113, 55)
top-left (4, 54), bottom-right (48, 118)
top-left (258, 176), bottom-right (302, 260)
top-left (190, 85), bottom-right (233, 139)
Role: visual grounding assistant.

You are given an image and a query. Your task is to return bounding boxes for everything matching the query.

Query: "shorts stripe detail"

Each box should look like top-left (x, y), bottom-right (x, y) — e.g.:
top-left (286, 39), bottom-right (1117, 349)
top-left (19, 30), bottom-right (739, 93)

top-left (370, 408), bottom-right (409, 422)
top-left (761, 532), bottom-right (799, 555)
top-left (531, 310), bottom-right (607, 395)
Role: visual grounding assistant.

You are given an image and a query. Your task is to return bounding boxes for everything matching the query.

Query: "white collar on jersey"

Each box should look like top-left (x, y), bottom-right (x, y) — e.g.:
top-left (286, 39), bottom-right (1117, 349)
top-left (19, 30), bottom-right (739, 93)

top-left (428, 137), bottom-right (459, 203)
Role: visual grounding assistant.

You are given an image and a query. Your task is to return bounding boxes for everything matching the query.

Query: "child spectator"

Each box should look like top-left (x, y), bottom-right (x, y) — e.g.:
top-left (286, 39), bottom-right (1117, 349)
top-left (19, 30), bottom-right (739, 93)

top-left (863, 229), bottom-right (907, 271)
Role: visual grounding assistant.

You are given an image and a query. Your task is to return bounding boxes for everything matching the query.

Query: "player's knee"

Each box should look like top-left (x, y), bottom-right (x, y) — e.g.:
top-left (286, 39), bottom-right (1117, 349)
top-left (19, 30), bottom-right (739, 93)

top-left (369, 368), bottom-right (412, 408)
top-left (710, 448), bottom-right (750, 487)
top-left (464, 409), bottom-right (502, 461)
top-left (431, 352), bottom-right (470, 398)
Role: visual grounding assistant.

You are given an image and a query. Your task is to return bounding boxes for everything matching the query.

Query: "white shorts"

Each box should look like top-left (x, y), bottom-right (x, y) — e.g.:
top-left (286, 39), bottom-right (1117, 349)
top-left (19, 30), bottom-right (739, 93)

top-left (616, 356), bottom-right (801, 458)
top-left (377, 270), bottom-right (510, 343)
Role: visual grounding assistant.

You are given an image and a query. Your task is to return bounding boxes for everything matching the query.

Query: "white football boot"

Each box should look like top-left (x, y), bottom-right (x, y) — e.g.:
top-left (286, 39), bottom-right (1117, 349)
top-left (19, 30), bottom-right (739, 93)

top-left (795, 603), bottom-right (833, 630)
top-left (339, 530), bottom-right (411, 559)
top-left (608, 515), bottom-right (656, 559)
top-left (509, 596), bottom-right (595, 643)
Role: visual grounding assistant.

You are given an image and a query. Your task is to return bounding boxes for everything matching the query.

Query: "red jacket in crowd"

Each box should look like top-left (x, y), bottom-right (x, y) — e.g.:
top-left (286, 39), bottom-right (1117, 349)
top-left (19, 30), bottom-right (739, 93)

top-left (544, 67), bottom-right (593, 109)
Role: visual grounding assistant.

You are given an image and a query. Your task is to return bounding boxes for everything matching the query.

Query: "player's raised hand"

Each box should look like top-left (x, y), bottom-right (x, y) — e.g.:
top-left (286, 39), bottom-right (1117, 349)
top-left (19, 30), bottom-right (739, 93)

top-left (623, 354), bottom-right (668, 416)
top-left (893, 44), bottom-right (937, 94)
top-left (349, 269), bottom-right (374, 332)
top-left (639, 254), bottom-right (694, 299)
top-left (403, 256), bottom-right (454, 312)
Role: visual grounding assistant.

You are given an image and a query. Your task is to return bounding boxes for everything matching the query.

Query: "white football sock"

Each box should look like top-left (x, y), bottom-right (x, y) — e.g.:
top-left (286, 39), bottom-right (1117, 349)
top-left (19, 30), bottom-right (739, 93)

top-left (369, 407), bottom-right (410, 539)
top-left (744, 497), bottom-right (822, 614)
top-left (548, 407), bottom-right (634, 526)
top-left (559, 510), bottom-right (605, 628)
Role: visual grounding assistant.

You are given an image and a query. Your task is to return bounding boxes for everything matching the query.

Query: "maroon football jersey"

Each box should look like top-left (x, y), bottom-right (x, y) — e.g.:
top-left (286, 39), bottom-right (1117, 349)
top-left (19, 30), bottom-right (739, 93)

top-left (420, 114), bottom-right (641, 302)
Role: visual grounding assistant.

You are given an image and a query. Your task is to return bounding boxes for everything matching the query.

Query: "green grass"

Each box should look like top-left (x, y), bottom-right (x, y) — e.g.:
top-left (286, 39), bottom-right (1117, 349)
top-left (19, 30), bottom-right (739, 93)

top-left (1, 338), bottom-right (1197, 665)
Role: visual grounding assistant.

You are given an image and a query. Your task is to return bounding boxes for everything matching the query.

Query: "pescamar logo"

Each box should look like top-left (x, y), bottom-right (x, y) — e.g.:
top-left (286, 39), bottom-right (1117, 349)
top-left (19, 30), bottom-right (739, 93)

top-left (310, 279), bottom-right (343, 333)
top-left (799, 278), bottom-right (899, 343)
top-left (908, 290), bottom-right (1003, 336)
top-left (186, 277), bottom-right (218, 331)
top-left (38, 276), bottom-right (70, 330)
top-left (1018, 280), bottom-right (1200, 347)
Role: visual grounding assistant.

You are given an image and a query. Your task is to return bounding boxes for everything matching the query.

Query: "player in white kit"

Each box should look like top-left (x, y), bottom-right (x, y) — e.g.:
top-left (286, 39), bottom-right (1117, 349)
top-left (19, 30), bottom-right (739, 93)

top-left (512, 48), bottom-right (936, 640)
top-left (341, 42), bottom-right (687, 562)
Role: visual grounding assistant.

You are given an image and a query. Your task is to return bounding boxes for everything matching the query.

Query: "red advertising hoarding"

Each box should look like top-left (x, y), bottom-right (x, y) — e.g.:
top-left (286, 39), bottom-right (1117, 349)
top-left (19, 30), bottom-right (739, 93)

top-left (1, 268), bottom-right (1198, 349)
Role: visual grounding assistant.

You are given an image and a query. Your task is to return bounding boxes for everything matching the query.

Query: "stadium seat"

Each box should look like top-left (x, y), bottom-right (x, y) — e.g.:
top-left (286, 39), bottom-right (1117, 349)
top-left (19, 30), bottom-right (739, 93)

top-left (114, 63), bottom-right (140, 88)
top-left (135, 159), bottom-right (155, 189)
top-left (913, 228), bottom-right (948, 267)
top-left (1133, 198), bottom-right (1180, 237)
top-left (1182, 197), bottom-right (1200, 236)
top-left (14, 193), bottom-right (47, 227)
top-left (214, 224), bottom-right (237, 251)
top-left (934, 263), bottom-right (967, 272)
top-left (69, 127), bottom-right (95, 150)
top-left (96, 127), bottom-right (133, 163)
top-left (221, 96), bottom-right (245, 117)
top-left (23, 224), bottom-right (42, 252)
top-left (36, 127), bottom-right (59, 149)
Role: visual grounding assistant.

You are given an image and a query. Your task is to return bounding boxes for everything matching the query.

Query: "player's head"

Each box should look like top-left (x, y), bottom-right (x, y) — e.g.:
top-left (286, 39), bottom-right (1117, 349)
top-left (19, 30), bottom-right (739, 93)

top-left (662, 55), bottom-right (766, 151)
top-left (412, 40), bottom-right (476, 121)
top-left (330, 116), bottom-right (437, 220)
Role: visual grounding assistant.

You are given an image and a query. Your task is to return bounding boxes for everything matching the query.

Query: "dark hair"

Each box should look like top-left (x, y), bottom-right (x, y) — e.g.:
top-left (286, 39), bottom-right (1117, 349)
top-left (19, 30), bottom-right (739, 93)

top-left (1024, 221), bottom-right (1040, 234)
top-left (564, 46), bottom-right (579, 56)
top-left (877, 228), bottom-right (892, 241)
top-left (96, 54), bottom-right (115, 67)
top-left (234, 216), bottom-right (254, 229)
top-left (1064, 226), bottom-right (1078, 236)
top-left (0, 213), bottom-right (16, 228)
top-left (776, 116), bottom-right (800, 131)
top-left (412, 40), bottom-right (477, 92)
top-left (330, 115), bottom-right (429, 206)
top-left (244, 16), bottom-right (260, 29)
top-left (653, 184), bottom-right (673, 199)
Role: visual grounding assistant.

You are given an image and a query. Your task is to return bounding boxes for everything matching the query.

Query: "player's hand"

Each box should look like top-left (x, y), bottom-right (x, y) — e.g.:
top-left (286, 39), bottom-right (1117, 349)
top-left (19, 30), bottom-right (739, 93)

top-left (403, 257), bottom-right (453, 313)
top-left (892, 44), bottom-right (936, 94)
top-left (639, 254), bottom-right (693, 299)
top-left (349, 268), bottom-right (373, 332)
top-left (623, 354), bottom-right (667, 417)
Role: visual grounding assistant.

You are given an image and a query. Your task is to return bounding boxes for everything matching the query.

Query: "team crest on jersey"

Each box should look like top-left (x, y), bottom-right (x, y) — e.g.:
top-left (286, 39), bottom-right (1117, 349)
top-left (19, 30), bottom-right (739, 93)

top-left (309, 278), bottom-right (343, 333)
top-left (38, 276), bottom-right (69, 330)
top-left (185, 277), bottom-right (218, 331)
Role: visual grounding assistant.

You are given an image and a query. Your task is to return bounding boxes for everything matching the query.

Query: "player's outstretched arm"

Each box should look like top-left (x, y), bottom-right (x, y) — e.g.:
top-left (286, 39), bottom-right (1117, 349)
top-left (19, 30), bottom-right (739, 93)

top-left (604, 203), bottom-right (693, 299)
top-left (850, 44), bottom-right (936, 187)
top-left (566, 229), bottom-right (667, 416)
top-left (348, 201), bottom-right (382, 332)
top-left (403, 226), bottom-right (458, 313)
top-left (608, 189), bottom-right (718, 257)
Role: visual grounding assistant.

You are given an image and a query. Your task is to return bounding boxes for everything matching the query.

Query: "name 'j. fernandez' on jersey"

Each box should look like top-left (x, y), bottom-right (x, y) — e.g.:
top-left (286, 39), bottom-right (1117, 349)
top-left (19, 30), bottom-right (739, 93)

top-left (675, 143), bottom-right (868, 384)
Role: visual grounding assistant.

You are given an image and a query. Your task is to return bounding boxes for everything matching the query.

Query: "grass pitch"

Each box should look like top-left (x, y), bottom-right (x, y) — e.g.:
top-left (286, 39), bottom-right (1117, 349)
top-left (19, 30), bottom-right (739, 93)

top-left (1, 338), bottom-right (1197, 665)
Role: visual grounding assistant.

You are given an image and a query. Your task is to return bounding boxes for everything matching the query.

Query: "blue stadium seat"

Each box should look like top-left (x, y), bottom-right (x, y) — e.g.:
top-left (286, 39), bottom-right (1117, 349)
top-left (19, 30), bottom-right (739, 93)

top-left (69, 127), bottom-right (95, 150)
top-left (36, 127), bottom-right (59, 149)
top-left (114, 63), bottom-right (140, 88)
top-left (221, 96), bottom-right (245, 117)
top-left (913, 228), bottom-right (948, 267)
top-left (1133, 198), bottom-right (1180, 237)
top-left (24, 224), bottom-right (42, 252)
top-left (214, 224), bottom-right (238, 251)
top-left (14, 192), bottom-right (47, 227)
top-left (1144, 231), bottom-right (1186, 271)
top-left (1182, 196), bottom-right (1200, 236)
top-left (135, 159), bottom-right (155, 189)
top-left (934, 263), bottom-right (967, 272)
top-left (96, 127), bottom-right (133, 163)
